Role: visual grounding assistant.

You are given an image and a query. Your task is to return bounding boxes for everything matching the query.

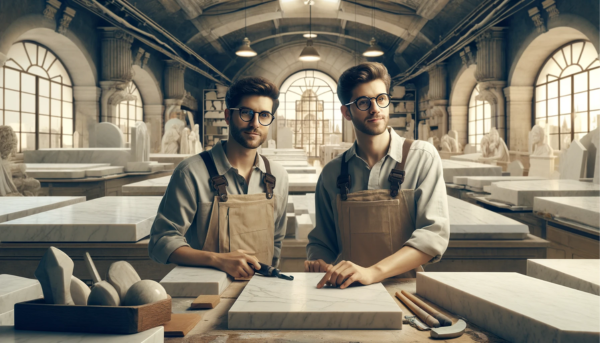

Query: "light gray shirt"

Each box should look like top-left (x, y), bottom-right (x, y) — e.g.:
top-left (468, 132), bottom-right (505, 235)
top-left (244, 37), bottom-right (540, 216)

top-left (148, 140), bottom-right (289, 265)
top-left (307, 128), bottom-right (450, 264)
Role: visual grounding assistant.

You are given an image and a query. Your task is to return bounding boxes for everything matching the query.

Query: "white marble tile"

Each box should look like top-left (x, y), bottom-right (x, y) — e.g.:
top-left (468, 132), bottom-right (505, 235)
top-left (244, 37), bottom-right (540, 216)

top-left (228, 273), bottom-right (403, 329)
top-left (160, 266), bottom-right (231, 297)
top-left (488, 180), bottom-right (600, 207)
top-left (441, 160), bottom-right (502, 183)
top-left (461, 176), bottom-right (546, 192)
top-left (25, 164), bottom-right (110, 170)
top-left (0, 310), bottom-right (13, 325)
top-left (295, 214), bottom-right (314, 240)
top-left (417, 272), bottom-right (600, 343)
top-left (452, 176), bottom-right (469, 185)
top-left (122, 176), bottom-right (170, 195)
top-left (447, 196), bottom-right (529, 239)
top-left (527, 259), bottom-right (600, 295)
top-left (0, 275), bottom-right (43, 314)
top-left (533, 196), bottom-right (600, 228)
top-left (0, 326), bottom-right (164, 343)
top-left (0, 197), bottom-right (162, 242)
top-left (289, 174), bottom-right (319, 193)
top-left (0, 197), bottom-right (85, 223)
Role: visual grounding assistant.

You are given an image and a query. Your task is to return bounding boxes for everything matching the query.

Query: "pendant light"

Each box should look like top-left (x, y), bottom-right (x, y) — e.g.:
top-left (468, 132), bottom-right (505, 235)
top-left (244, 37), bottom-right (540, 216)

top-left (362, 0), bottom-right (384, 57)
top-left (299, 2), bottom-right (320, 61)
top-left (236, 0), bottom-right (257, 57)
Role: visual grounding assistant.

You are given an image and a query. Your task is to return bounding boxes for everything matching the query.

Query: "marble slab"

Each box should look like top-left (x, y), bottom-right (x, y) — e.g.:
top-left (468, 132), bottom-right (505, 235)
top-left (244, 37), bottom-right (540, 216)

top-left (24, 148), bottom-right (133, 168)
top-left (527, 259), bottom-right (600, 295)
top-left (441, 160), bottom-right (502, 183)
top-left (149, 153), bottom-right (193, 167)
top-left (295, 214), bottom-right (314, 240)
top-left (122, 176), bottom-right (170, 195)
top-left (463, 176), bottom-right (546, 191)
top-left (447, 196), bottom-right (529, 239)
top-left (261, 149), bottom-right (307, 155)
top-left (291, 193), bottom-right (316, 224)
top-left (0, 326), bottom-right (164, 343)
top-left (85, 166), bottom-right (124, 177)
top-left (0, 275), bottom-right (43, 314)
top-left (0, 197), bottom-right (85, 223)
top-left (26, 169), bottom-right (87, 179)
top-left (417, 272), bottom-right (600, 343)
top-left (25, 163), bottom-right (110, 170)
top-left (279, 161), bottom-right (310, 167)
top-left (533, 196), bottom-right (600, 228)
top-left (260, 155), bottom-right (308, 161)
top-left (289, 174), bottom-right (319, 193)
top-left (284, 166), bottom-right (317, 174)
top-left (488, 180), bottom-right (600, 207)
top-left (228, 273), bottom-right (403, 329)
top-left (286, 196), bottom-right (295, 213)
top-left (286, 213), bottom-right (297, 238)
top-left (450, 153), bottom-right (482, 162)
top-left (0, 197), bottom-right (162, 242)
top-left (160, 266), bottom-right (232, 296)
top-left (0, 310), bottom-right (13, 325)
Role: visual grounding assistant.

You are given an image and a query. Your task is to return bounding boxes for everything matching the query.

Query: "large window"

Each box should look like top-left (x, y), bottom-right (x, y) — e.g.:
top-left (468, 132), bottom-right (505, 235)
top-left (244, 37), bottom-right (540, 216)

top-left (108, 81), bottom-right (144, 143)
top-left (534, 41), bottom-right (600, 150)
top-left (467, 85), bottom-right (492, 150)
top-left (278, 70), bottom-right (342, 157)
top-left (0, 41), bottom-right (73, 152)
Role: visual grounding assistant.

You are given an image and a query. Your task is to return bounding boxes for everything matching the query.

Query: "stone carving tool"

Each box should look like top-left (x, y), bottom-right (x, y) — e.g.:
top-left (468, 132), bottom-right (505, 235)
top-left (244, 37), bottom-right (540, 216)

top-left (430, 319), bottom-right (467, 339)
top-left (401, 290), bottom-right (452, 326)
top-left (404, 315), bottom-right (430, 331)
top-left (256, 262), bottom-right (294, 280)
top-left (395, 291), bottom-right (440, 328)
top-left (84, 252), bottom-right (102, 284)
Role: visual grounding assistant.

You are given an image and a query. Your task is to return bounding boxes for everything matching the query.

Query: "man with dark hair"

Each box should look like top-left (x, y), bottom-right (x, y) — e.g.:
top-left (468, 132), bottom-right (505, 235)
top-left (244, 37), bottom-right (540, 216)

top-left (305, 62), bottom-right (450, 289)
top-left (149, 77), bottom-right (289, 278)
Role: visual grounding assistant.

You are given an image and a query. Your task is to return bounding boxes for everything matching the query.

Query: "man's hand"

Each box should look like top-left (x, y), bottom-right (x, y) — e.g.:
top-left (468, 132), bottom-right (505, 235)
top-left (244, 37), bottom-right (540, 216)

top-left (213, 249), bottom-right (260, 278)
top-left (316, 260), bottom-right (377, 289)
top-left (304, 259), bottom-right (332, 272)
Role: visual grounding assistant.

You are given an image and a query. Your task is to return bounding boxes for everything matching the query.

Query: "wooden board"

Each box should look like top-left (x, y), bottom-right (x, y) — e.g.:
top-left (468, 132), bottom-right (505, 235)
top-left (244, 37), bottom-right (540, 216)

top-left (164, 313), bottom-right (202, 337)
top-left (191, 295), bottom-right (220, 309)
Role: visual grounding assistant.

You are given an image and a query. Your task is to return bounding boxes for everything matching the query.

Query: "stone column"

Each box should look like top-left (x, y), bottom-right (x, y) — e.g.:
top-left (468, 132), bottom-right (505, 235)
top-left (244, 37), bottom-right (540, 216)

top-left (144, 104), bottom-right (165, 153)
top-left (504, 86), bottom-right (534, 153)
top-left (163, 60), bottom-right (186, 124)
top-left (427, 63), bottom-right (448, 138)
top-left (73, 86), bottom-right (102, 147)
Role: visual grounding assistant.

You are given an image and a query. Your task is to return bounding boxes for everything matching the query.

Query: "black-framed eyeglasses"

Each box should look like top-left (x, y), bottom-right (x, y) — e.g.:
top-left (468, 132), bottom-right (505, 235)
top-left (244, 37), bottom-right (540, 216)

top-left (344, 93), bottom-right (391, 111)
top-left (230, 107), bottom-right (275, 126)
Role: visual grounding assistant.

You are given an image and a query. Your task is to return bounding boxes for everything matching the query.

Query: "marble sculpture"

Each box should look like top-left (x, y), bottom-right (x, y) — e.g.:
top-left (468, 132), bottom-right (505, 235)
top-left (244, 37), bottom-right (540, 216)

top-left (191, 124), bottom-right (203, 154)
top-left (34, 247), bottom-right (75, 305)
top-left (441, 134), bottom-right (461, 152)
top-left (161, 118), bottom-right (186, 154)
top-left (94, 122), bottom-right (124, 148)
top-left (180, 128), bottom-right (190, 156)
top-left (133, 121), bottom-right (150, 162)
top-left (107, 261), bottom-right (141, 301)
top-left (0, 126), bottom-right (19, 196)
top-left (479, 128), bottom-right (510, 162)
top-left (70, 275), bottom-right (91, 305)
top-left (122, 280), bottom-right (168, 306)
top-left (528, 124), bottom-right (554, 157)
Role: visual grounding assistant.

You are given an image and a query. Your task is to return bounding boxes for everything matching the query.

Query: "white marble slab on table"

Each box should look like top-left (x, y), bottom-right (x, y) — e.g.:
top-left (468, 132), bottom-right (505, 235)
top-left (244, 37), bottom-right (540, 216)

top-left (0, 275), bottom-right (43, 314)
top-left (417, 272), bottom-right (600, 343)
top-left (450, 153), bottom-right (482, 162)
top-left (25, 163), bottom-right (110, 170)
top-left (261, 148), bottom-right (307, 155)
top-left (289, 174), bottom-right (319, 193)
top-left (279, 161), bottom-right (310, 167)
top-left (149, 153), bottom-right (193, 166)
top-left (295, 213), bottom-right (314, 240)
top-left (24, 148), bottom-right (132, 168)
top-left (527, 259), bottom-right (600, 295)
top-left (122, 176), bottom-right (171, 195)
top-left (0, 310), bottom-right (13, 325)
top-left (441, 160), bottom-right (502, 183)
top-left (464, 176), bottom-right (546, 191)
top-left (0, 197), bottom-right (162, 242)
top-left (533, 196), bottom-right (600, 229)
top-left (0, 326), bottom-right (164, 343)
top-left (0, 197), bottom-right (85, 223)
top-left (228, 273), bottom-right (402, 329)
top-left (260, 155), bottom-right (308, 161)
top-left (84, 166), bottom-right (124, 177)
top-left (447, 196), bottom-right (529, 239)
top-left (488, 180), bottom-right (600, 207)
top-left (160, 266), bottom-right (231, 296)
top-left (26, 169), bottom-right (87, 179)
top-left (284, 166), bottom-right (317, 174)
top-left (286, 196), bottom-right (295, 213)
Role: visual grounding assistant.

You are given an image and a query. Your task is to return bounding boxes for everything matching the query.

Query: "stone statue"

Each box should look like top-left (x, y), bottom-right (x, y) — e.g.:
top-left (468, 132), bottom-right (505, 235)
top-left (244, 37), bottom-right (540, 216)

top-left (441, 134), bottom-right (461, 152)
top-left (161, 127), bottom-right (181, 154)
top-left (180, 128), bottom-right (190, 155)
top-left (0, 126), bottom-right (19, 196)
top-left (480, 127), bottom-right (510, 162)
top-left (134, 121), bottom-right (150, 162)
top-left (193, 124), bottom-right (203, 153)
top-left (528, 124), bottom-right (554, 157)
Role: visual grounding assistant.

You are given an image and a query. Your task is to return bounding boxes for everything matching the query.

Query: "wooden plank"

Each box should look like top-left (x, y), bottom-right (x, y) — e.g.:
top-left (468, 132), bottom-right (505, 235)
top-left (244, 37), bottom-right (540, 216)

top-left (191, 295), bottom-right (220, 309)
top-left (163, 313), bottom-right (202, 337)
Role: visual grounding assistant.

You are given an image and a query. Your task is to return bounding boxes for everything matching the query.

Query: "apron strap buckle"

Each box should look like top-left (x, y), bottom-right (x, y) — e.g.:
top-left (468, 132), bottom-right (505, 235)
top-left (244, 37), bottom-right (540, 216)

top-left (337, 174), bottom-right (351, 201)
top-left (211, 175), bottom-right (229, 202)
top-left (388, 170), bottom-right (405, 198)
top-left (263, 173), bottom-right (276, 199)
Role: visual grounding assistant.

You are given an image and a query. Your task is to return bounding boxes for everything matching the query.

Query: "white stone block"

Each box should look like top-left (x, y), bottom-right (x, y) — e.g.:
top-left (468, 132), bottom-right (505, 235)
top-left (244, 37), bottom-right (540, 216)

top-left (529, 155), bottom-right (555, 178)
top-left (0, 326), bottom-right (164, 342)
top-left (559, 140), bottom-right (588, 180)
top-left (295, 214), bottom-right (313, 240)
top-left (0, 275), bottom-right (43, 314)
top-left (507, 160), bottom-right (524, 176)
top-left (527, 259), bottom-right (599, 295)
top-left (488, 180), bottom-right (600, 207)
top-left (533, 196), bottom-right (600, 228)
top-left (0, 197), bottom-right (85, 223)
top-left (160, 266), bottom-right (232, 296)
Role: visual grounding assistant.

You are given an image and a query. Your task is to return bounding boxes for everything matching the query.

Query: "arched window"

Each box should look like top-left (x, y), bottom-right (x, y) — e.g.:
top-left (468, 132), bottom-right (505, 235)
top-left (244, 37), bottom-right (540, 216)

top-left (534, 41), bottom-right (600, 150)
top-left (467, 84), bottom-right (492, 150)
top-left (279, 70), bottom-right (342, 157)
top-left (0, 41), bottom-right (73, 152)
top-left (109, 81), bottom-right (143, 143)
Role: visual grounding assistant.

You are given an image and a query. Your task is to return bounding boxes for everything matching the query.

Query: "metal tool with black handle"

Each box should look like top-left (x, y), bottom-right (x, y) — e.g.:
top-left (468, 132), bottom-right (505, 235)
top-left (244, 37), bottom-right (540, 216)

top-left (256, 262), bottom-right (294, 280)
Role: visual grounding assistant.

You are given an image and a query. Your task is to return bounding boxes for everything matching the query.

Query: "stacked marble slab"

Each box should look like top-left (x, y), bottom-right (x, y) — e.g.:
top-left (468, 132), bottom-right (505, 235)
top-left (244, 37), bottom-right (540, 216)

top-left (25, 163), bottom-right (126, 179)
top-left (533, 196), bottom-right (600, 228)
top-left (417, 272), bottom-right (600, 343)
top-left (0, 197), bottom-right (162, 242)
top-left (160, 266), bottom-right (231, 296)
top-left (0, 326), bottom-right (164, 343)
top-left (228, 273), bottom-right (403, 329)
top-left (122, 176), bottom-right (171, 196)
top-left (450, 153), bottom-right (482, 162)
top-left (0, 275), bottom-right (43, 325)
top-left (289, 173), bottom-right (319, 193)
top-left (441, 160), bottom-right (502, 183)
top-left (0, 197), bottom-right (85, 223)
top-left (452, 175), bottom-right (546, 193)
top-left (286, 194), bottom-right (316, 240)
top-left (487, 180), bottom-right (600, 208)
top-left (527, 259), bottom-right (600, 295)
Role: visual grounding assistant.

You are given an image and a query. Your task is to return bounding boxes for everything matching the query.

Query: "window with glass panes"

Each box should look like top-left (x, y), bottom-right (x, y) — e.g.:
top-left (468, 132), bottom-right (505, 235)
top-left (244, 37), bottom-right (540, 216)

top-left (0, 41), bottom-right (73, 152)
top-left (467, 85), bottom-right (492, 150)
top-left (534, 41), bottom-right (600, 150)
top-left (108, 81), bottom-right (144, 143)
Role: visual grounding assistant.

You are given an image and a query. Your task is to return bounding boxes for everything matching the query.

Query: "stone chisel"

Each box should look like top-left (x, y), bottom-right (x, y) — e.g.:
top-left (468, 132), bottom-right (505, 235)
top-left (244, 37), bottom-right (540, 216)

top-left (395, 291), bottom-right (440, 328)
top-left (401, 290), bottom-right (453, 327)
top-left (256, 262), bottom-right (294, 280)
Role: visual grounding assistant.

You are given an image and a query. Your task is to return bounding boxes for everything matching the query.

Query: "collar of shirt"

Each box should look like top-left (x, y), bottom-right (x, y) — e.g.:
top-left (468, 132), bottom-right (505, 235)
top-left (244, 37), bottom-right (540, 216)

top-left (344, 127), bottom-right (406, 165)
top-left (210, 140), bottom-right (267, 176)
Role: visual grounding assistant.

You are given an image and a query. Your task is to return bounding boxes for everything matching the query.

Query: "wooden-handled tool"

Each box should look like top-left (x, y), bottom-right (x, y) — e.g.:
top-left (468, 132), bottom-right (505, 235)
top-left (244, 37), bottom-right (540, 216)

top-left (401, 290), bottom-right (452, 327)
top-left (395, 292), bottom-right (440, 328)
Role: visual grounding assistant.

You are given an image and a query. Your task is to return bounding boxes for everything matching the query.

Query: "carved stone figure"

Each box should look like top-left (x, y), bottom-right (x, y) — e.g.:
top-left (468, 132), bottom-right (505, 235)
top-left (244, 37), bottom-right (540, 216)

top-left (0, 126), bottom-right (19, 196)
top-left (133, 121), bottom-right (150, 162)
top-left (180, 128), bottom-right (190, 155)
top-left (441, 134), bottom-right (461, 152)
top-left (528, 124), bottom-right (554, 157)
top-left (480, 127), bottom-right (510, 162)
top-left (161, 127), bottom-right (181, 154)
top-left (193, 124), bottom-right (203, 154)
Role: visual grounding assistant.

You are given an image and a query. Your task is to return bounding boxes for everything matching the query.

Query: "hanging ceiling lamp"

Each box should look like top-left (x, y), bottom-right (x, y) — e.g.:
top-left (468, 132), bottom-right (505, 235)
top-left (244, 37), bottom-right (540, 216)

top-left (362, 0), bottom-right (384, 57)
top-left (299, 2), bottom-right (320, 61)
top-left (236, 0), bottom-right (257, 57)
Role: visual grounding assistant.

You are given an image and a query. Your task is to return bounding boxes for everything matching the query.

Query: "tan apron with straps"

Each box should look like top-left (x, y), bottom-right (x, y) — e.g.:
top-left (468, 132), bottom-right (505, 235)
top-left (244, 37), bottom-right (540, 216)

top-left (335, 139), bottom-right (423, 278)
top-left (200, 151), bottom-right (277, 265)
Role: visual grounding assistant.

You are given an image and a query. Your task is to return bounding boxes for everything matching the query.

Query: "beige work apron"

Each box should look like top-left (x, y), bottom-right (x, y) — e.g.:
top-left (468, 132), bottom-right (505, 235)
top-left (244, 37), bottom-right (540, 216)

top-left (335, 139), bottom-right (423, 278)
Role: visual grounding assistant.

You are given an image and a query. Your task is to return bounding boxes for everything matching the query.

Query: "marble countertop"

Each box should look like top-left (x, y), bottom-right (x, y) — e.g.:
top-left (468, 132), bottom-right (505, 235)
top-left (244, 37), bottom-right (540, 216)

top-left (25, 164), bottom-right (110, 170)
top-left (533, 196), bottom-right (600, 229)
top-left (122, 176), bottom-right (171, 193)
top-left (0, 197), bottom-right (86, 223)
top-left (527, 259), bottom-right (600, 295)
top-left (489, 180), bottom-right (600, 207)
top-left (0, 326), bottom-right (163, 343)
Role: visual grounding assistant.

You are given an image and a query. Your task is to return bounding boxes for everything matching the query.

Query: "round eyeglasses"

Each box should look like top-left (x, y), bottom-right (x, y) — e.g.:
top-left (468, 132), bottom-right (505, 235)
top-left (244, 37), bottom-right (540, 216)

top-left (230, 107), bottom-right (275, 126)
top-left (345, 93), bottom-right (391, 111)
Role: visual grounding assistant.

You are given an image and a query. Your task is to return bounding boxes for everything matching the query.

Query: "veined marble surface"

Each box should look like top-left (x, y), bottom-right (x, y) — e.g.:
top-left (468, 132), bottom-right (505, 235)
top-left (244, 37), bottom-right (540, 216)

top-left (0, 197), bottom-right (85, 223)
top-left (122, 176), bottom-right (171, 195)
top-left (488, 180), bottom-right (600, 207)
top-left (0, 197), bottom-right (162, 242)
top-left (0, 326), bottom-right (164, 343)
top-left (25, 163), bottom-right (110, 170)
top-left (447, 196), bottom-right (529, 239)
top-left (417, 272), bottom-right (600, 343)
top-left (533, 196), bottom-right (600, 228)
top-left (228, 273), bottom-right (403, 329)
top-left (441, 160), bottom-right (502, 183)
top-left (160, 266), bottom-right (232, 297)
top-left (0, 275), bottom-right (43, 314)
top-left (289, 174), bottom-right (319, 193)
top-left (527, 259), bottom-right (600, 295)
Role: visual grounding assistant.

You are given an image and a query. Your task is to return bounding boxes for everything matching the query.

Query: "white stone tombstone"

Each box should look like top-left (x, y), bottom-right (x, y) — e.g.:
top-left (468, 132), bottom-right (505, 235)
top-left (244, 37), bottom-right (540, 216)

top-left (73, 131), bottom-right (80, 148)
top-left (268, 139), bottom-right (276, 149)
top-left (507, 160), bottom-right (524, 176)
top-left (464, 143), bottom-right (477, 154)
top-left (180, 128), bottom-right (190, 155)
top-left (558, 140), bottom-right (588, 180)
top-left (132, 122), bottom-right (150, 162)
top-left (277, 126), bottom-right (293, 149)
top-left (94, 122), bottom-right (124, 148)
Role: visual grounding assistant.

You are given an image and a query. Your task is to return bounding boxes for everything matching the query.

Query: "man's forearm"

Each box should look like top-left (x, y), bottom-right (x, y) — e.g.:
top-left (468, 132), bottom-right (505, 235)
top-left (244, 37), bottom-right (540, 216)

top-left (369, 246), bottom-right (432, 282)
top-left (167, 246), bottom-right (218, 268)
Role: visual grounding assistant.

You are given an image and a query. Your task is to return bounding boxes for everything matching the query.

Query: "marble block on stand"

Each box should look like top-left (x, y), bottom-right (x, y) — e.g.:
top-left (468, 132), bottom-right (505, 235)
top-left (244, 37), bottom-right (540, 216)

top-left (0, 326), bottom-right (164, 343)
top-left (295, 214), bottom-right (314, 240)
top-left (85, 166), bottom-right (124, 177)
top-left (417, 272), bottom-right (600, 343)
top-left (228, 273), bottom-right (402, 329)
top-left (0, 197), bottom-right (85, 223)
top-left (160, 266), bottom-right (232, 297)
top-left (488, 180), bottom-right (600, 207)
top-left (0, 275), bottom-right (43, 314)
top-left (0, 197), bottom-right (162, 242)
top-left (527, 259), bottom-right (600, 295)
top-left (286, 197), bottom-right (295, 213)
top-left (464, 176), bottom-right (546, 192)
top-left (441, 160), bottom-right (502, 183)
top-left (285, 213), bottom-right (297, 238)
top-left (122, 176), bottom-right (170, 196)
top-left (529, 155), bottom-right (555, 178)
top-left (533, 196), bottom-right (600, 228)
top-left (289, 174), bottom-right (319, 193)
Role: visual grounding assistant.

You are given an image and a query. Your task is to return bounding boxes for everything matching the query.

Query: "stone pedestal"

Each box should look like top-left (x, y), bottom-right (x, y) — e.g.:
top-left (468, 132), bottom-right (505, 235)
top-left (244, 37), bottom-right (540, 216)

top-left (529, 155), bottom-right (555, 178)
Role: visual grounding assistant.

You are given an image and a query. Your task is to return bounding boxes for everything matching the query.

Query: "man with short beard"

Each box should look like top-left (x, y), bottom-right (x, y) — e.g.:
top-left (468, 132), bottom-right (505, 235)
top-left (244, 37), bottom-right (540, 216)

top-left (149, 77), bottom-right (289, 278)
top-left (304, 62), bottom-right (450, 289)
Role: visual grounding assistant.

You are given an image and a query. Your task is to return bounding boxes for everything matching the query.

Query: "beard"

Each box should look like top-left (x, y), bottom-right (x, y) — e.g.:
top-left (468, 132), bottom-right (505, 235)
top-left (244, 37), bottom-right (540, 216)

top-left (229, 122), bottom-right (266, 149)
top-left (351, 113), bottom-right (389, 136)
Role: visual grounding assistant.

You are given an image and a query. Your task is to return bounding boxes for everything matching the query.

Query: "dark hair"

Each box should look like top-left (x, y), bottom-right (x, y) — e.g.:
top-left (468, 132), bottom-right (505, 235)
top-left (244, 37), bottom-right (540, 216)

top-left (337, 62), bottom-right (391, 105)
top-left (225, 76), bottom-right (280, 113)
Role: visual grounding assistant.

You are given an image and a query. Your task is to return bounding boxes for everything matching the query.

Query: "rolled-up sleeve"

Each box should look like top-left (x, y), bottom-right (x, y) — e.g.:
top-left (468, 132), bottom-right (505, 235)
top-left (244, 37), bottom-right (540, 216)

top-left (404, 150), bottom-right (450, 263)
top-left (148, 168), bottom-right (198, 264)
top-left (272, 171), bottom-right (289, 264)
top-left (306, 175), bottom-right (339, 263)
